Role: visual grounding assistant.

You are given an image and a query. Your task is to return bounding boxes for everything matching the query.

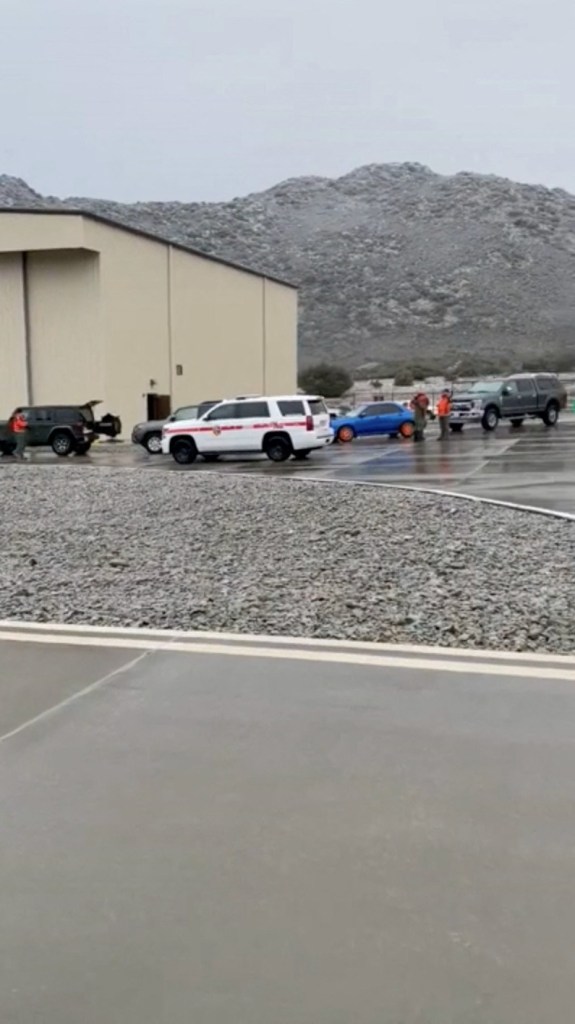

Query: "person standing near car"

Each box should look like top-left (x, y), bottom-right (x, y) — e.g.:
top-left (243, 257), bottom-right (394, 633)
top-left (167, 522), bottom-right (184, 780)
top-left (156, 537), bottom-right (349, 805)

top-left (11, 410), bottom-right (29, 460)
top-left (410, 391), bottom-right (429, 442)
top-left (436, 389), bottom-right (452, 440)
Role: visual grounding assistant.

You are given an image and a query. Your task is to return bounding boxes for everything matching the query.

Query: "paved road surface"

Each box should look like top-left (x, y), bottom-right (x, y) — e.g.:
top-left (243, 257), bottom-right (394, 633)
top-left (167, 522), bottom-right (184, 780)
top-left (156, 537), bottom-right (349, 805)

top-left (5, 418), bottom-right (575, 512)
top-left (2, 623), bottom-right (575, 1023)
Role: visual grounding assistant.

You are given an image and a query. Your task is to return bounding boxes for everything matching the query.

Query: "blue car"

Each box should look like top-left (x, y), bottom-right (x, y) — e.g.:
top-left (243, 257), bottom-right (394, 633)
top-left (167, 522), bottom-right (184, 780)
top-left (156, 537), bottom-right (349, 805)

top-left (331, 401), bottom-right (415, 442)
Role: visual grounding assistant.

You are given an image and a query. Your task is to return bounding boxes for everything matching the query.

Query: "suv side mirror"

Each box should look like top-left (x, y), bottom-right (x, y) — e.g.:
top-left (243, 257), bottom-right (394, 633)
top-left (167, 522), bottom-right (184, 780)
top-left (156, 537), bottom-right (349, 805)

top-left (501, 386), bottom-right (511, 396)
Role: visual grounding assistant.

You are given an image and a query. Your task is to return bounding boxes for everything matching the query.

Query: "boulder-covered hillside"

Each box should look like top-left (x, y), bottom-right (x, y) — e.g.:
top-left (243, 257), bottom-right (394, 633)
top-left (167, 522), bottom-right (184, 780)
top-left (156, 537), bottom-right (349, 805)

top-left (2, 163), bottom-right (575, 371)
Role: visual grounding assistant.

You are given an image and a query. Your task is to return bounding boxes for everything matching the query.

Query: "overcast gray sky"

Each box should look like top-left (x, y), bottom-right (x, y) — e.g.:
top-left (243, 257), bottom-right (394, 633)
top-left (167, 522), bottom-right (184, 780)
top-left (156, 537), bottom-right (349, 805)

top-left (1, 0), bottom-right (573, 202)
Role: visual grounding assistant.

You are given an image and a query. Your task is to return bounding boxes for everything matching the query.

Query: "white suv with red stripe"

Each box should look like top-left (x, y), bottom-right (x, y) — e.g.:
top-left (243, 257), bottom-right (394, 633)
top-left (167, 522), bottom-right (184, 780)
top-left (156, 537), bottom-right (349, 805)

top-left (161, 395), bottom-right (334, 464)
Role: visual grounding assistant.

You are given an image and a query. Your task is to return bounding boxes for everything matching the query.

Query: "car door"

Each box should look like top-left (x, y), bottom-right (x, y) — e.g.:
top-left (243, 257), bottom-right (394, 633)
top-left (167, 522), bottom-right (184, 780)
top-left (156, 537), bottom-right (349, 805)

top-left (198, 402), bottom-right (240, 453)
top-left (514, 377), bottom-right (537, 414)
top-left (28, 408), bottom-right (53, 444)
top-left (377, 401), bottom-right (404, 434)
top-left (356, 404), bottom-right (384, 436)
top-left (233, 400), bottom-right (272, 450)
top-left (500, 381), bottom-right (522, 417)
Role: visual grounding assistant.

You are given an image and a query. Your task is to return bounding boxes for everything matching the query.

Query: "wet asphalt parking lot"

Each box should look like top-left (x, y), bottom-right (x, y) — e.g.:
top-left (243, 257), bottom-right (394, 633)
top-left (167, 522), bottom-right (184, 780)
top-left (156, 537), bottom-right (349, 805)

top-left (6, 416), bottom-right (575, 513)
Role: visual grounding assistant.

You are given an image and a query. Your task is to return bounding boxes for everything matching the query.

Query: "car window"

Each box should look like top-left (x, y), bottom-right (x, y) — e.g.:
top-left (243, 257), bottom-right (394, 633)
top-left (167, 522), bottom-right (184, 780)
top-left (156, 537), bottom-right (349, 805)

top-left (197, 401), bottom-right (219, 417)
top-left (535, 374), bottom-right (557, 392)
top-left (54, 408), bottom-right (79, 423)
top-left (307, 399), bottom-right (328, 416)
top-left (469, 381), bottom-right (504, 393)
top-left (379, 402), bottom-right (401, 414)
top-left (236, 401), bottom-right (270, 418)
top-left (173, 406), bottom-right (199, 420)
top-left (361, 404), bottom-right (388, 416)
top-left (278, 400), bottom-right (305, 415)
top-left (514, 379), bottom-right (537, 396)
top-left (204, 403), bottom-right (238, 421)
top-left (29, 408), bottom-right (52, 423)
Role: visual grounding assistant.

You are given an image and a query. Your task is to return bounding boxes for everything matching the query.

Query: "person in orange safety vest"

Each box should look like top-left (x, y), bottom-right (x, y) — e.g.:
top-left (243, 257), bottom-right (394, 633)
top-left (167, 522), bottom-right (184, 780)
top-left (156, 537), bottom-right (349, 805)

top-left (436, 389), bottom-right (452, 440)
top-left (11, 410), bottom-right (29, 459)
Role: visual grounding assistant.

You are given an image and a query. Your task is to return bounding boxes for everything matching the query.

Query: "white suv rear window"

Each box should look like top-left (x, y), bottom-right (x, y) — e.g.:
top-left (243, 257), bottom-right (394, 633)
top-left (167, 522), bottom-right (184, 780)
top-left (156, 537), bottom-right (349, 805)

top-left (278, 400), bottom-right (305, 415)
top-left (308, 399), bottom-right (328, 416)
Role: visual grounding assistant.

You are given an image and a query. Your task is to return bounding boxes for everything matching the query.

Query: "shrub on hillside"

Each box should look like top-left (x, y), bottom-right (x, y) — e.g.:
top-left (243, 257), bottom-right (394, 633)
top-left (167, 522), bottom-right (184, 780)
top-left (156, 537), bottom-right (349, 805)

top-left (298, 362), bottom-right (352, 397)
top-left (393, 366), bottom-right (415, 386)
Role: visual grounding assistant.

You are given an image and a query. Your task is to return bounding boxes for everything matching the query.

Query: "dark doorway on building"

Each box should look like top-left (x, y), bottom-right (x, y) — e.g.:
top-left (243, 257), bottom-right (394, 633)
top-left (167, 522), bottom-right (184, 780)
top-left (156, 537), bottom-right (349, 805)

top-left (146, 394), bottom-right (171, 420)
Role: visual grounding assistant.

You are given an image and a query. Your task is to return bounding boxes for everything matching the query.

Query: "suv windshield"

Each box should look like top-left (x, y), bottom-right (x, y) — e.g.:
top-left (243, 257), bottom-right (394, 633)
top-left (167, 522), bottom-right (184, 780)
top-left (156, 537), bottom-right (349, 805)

top-left (467, 381), bottom-right (504, 394)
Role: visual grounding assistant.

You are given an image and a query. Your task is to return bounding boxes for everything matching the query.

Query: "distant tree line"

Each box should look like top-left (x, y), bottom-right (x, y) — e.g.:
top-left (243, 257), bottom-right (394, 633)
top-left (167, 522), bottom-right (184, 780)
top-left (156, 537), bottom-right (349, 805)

top-left (299, 351), bottom-right (575, 399)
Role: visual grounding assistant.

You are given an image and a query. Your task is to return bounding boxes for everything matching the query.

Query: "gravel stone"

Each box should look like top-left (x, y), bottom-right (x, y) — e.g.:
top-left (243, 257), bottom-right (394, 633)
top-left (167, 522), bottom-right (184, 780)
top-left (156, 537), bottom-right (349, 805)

top-left (1, 465), bottom-right (575, 653)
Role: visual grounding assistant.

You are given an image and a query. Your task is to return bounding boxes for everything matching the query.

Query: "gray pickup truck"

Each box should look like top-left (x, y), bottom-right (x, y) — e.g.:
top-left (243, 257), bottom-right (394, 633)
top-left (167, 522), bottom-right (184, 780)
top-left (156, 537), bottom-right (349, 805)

top-left (450, 373), bottom-right (567, 432)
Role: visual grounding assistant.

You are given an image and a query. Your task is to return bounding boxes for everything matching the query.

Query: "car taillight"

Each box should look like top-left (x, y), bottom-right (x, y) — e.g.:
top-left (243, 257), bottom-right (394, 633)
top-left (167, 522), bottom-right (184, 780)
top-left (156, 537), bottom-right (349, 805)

top-left (305, 414), bottom-right (313, 431)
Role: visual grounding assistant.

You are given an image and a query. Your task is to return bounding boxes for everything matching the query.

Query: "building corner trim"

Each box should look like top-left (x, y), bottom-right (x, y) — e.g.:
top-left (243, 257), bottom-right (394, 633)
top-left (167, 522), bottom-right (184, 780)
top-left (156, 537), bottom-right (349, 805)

top-left (21, 252), bottom-right (33, 404)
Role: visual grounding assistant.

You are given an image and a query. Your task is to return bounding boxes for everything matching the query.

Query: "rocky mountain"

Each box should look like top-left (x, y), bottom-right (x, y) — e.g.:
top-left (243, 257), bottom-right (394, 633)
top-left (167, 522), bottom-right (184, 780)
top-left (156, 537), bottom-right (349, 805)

top-left (3, 164), bottom-right (575, 372)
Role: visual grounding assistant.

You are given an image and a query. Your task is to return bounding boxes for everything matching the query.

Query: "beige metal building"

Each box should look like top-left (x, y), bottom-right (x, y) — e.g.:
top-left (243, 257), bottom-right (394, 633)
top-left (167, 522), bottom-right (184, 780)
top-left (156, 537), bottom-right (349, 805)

top-left (0, 209), bottom-right (297, 431)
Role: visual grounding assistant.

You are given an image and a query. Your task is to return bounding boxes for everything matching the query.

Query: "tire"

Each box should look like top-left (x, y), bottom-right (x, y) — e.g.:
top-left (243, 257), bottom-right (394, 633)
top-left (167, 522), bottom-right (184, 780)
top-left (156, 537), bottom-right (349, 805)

top-left (336, 425), bottom-right (355, 443)
top-left (51, 431), bottom-right (74, 457)
top-left (510, 418), bottom-right (524, 428)
top-left (542, 401), bottom-right (559, 427)
top-left (450, 423), bottom-right (464, 433)
top-left (202, 453), bottom-right (220, 462)
top-left (293, 449), bottom-right (311, 460)
top-left (264, 435), bottom-right (292, 462)
top-left (481, 406), bottom-right (499, 431)
top-left (399, 421), bottom-right (415, 439)
top-left (75, 443), bottom-right (92, 456)
top-left (144, 433), bottom-right (162, 454)
top-left (171, 437), bottom-right (197, 464)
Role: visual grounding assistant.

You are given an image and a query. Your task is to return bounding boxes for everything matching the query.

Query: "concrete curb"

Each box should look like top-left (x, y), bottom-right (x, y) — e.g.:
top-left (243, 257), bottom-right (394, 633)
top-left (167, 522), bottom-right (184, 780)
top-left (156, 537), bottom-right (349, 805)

top-left (2, 620), bottom-right (575, 679)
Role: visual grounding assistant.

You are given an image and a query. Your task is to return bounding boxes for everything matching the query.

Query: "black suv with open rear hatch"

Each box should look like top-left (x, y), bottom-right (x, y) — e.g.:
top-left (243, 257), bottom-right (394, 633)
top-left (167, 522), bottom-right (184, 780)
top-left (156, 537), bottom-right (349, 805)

top-left (0, 401), bottom-right (121, 457)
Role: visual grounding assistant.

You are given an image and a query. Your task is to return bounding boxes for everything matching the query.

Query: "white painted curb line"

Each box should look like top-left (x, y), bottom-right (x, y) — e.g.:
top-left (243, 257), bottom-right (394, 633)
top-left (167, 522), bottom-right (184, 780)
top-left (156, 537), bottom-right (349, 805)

top-left (1, 621), bottom-right (575, 681)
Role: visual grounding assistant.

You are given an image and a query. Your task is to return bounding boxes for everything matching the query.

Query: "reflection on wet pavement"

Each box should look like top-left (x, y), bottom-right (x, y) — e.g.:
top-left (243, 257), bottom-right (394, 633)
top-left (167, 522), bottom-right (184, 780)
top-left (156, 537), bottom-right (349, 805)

top-left (3, 420), bottom-right (575, 513)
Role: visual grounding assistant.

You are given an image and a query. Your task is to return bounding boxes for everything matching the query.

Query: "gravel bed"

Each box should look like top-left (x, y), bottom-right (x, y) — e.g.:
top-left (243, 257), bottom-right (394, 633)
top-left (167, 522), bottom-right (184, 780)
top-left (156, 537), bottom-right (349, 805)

top-left (1, 465), bottom-right (574, 652)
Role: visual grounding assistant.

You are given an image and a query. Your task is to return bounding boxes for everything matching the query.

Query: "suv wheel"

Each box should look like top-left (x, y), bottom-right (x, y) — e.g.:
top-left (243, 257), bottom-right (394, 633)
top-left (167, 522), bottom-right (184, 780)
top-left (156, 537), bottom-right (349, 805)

top-left (144, 433), bottom-right (162, 454)
top-left (264, 435), bottom-right (292, 462)
top-left (482, 407), bottom-right (499, 431)
top-left (171, 437), bottom-right (197, 464)
top-left (542, 401), bottom-right (559, 427)
top-left (51, 431), bottom-right (74, 457)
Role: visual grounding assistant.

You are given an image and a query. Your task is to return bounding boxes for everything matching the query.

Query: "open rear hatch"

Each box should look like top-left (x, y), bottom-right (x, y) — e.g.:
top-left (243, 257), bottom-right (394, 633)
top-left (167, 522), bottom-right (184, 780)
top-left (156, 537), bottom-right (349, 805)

top-left (80, 400), bottom-right (122, 438)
